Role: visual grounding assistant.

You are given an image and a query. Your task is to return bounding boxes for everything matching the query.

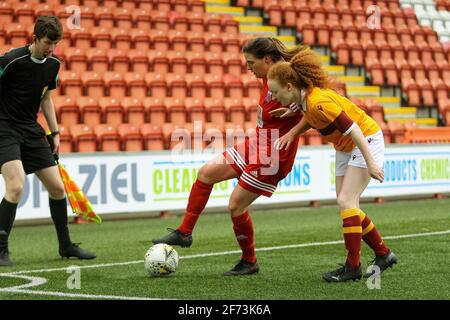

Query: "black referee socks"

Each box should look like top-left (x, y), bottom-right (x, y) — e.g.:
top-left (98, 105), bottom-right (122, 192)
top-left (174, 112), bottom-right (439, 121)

top-left (0, 198), bottom-right (18, 236)
top-left (49, 198), bottom-right (72, 248)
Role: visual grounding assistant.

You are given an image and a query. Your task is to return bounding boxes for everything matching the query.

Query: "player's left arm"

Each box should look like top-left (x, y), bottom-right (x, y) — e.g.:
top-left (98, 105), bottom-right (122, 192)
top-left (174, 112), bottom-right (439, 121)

top-left (349, 124), bottom-right (384, 182)
top-left (41, 90), bottom-right (60, 154)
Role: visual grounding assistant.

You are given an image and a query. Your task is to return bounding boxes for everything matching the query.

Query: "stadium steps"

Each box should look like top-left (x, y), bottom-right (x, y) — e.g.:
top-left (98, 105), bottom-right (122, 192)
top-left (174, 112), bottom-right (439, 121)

top-left (359, 97), bottom-right (402, 108)
top-left (384, 107), bottom-right (417, 119)
top-left (386, 117), bottom-right (438, 127)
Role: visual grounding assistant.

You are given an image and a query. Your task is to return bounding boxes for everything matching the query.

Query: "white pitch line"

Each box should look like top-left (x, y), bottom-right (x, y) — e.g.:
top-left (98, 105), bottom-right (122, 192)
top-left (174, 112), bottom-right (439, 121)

top-left (3, 229), bottom-right (450, 276)
top-left (0, 228), bottom-right (449, 300)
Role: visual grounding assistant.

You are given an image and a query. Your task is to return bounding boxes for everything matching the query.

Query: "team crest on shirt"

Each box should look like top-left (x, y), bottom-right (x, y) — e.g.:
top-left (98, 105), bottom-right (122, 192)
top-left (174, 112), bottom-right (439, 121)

top-left (250, 170), bottom-right (259, 177)
top-left (266, 91), bottom-right (272, 102)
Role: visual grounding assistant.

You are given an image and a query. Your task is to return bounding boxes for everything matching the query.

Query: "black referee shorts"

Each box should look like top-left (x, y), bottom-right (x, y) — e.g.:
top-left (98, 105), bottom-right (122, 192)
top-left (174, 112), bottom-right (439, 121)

top-left (0, 120), bottom-right (56, 175)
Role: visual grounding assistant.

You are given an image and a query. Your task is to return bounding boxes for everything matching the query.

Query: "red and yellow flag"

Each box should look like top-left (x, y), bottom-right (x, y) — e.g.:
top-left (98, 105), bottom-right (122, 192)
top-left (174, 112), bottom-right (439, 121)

top-left (58, 164), bottom-right (102, 224)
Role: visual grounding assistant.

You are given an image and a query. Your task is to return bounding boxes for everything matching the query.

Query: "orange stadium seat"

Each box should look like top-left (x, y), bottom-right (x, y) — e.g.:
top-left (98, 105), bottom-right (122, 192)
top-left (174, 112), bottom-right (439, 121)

top-left (388, 121), bottom-right (405, 143)
top-left (155, 0), bottom-right (171, 13)
top-left (165, 97), bottom-right (187, 125)
top-left (125, 73), bottom-right (148, 99)
top-left (86, 48), bottom-right (109, 73)
top-left (129, 49), bottom-right (150, 74)
top-left (223, 34), bottom-right (241, 54)
top-left (205, 52), bottom-right (224, 76)
top-left (35, 3), bottom-right (55, 17)
top-left (71, 28), bottom-right (92, 50)
top-left (144, 97), bottom-right (167, 124)
top-left (113, 7), bottom-right (133, 29)
top-left (185, 74), bottom-right (207, 99)
top-left (205, 74), bottom-right (225, 99)
top-left (241, 74), bottom-right (262, 99)
top-left (122, 97), bottom-right (146, 125)
top-left (186, 52), bottom-right (206, 76)
top-left (15, 2), bottom-right (34, 26)
top-left (149, 50), bottom-right (169, 74)
top-left (383, 59), bottom-right (400, 86)
top-left (223, 52), bottom-right (244, 75)
top-left (188, 31), bottom-right (206, 53)
top-left (58, 125), bottom-right (73, 153)
top-left (205, 14), bottom-right (221, 34)
top-left (190, 0), bottom-right (205, 13)
top-left (95, 7), bottom-right (114, 28)
top-left (132, 8), bottom-right (151, 30)
top-left (6, 23), bottom-right (30, 47)
top-left (71, 124), bottom-right (97, 152)
top-left (0, 2), bottom-right (14, 25)
top-left (82, 71), bottom-right (106, 98)
top-left (205, 33), bottom-right (223, 53)
top-left (151, 30), bottom-right (170, 51)
top-left (205, 98), bottom-right (226, 126)
top-left (141, 123), bottom-right (165, 150)
top-left (168, 51), bottom-right (188, 75)
top-left (173, 0), bottom-right (189, 14)
top-left (267, 3), bottom-right (282, 26)
top-left (224, 74), bottom-right (244, 99)
top-left (170, 12), bottom-right (189, 33)
top-left (65, 48), bottom-right (88, 73)
top-left (78, 97), bottom-right (102, 127)
top-left (152, 10), bottom-right (170, 32)
top-left (118, 123), bottom-right (144, 151)
top-left (406, 79), bottom-right (421, 106)
top-left (54, 96), bottom-right (80, 127)
top-left (99, 97), bottom-right (124, 126)
top-left (169, 30), bottom-right (188, 52)
top-left (103, 0), bottom-right (120, 9)
top-left (59, 71), bottom-right (83, 97)
top-left (419, 79), bottom-right (435, 107)
top-left (146, 73), bottom-right (167, 99)
top-left (222, 15), bottom-right (239, 34)
top-left (111, 28), bottom-right (132, 51)
top-left (131, 29), bottom-right (151, 51)
top-left (108, 49), bottom-right (130, 73)
top-left (166, 73), bottom-right (188, 99)
top-left (224, 98), bottom-right (246, 127)
top-left (95, 124), bottom-right (121, 152)
top-left (104, 71), bottom-right (127, 99)
top-left (91, 27), bottom-right (112, 50)
top-left (185, 98), bottom-right (206, 123)
top-left (186, 12), bottom-right (205, 32)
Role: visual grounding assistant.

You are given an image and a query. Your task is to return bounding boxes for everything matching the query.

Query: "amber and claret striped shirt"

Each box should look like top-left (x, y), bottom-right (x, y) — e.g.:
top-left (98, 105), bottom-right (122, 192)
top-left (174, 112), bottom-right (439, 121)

top-left (303, 87), bottom-right (380, 152)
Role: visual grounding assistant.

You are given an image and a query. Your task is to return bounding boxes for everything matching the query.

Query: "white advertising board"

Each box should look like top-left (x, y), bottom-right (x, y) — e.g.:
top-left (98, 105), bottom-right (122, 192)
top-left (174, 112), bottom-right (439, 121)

top-left (1, 145), bottom-right (449, 221)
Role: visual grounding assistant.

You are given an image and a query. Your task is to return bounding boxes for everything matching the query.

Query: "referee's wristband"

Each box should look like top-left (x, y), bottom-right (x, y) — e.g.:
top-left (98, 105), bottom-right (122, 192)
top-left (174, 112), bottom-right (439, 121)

top-left (51, 130), bottom-right (60, 136)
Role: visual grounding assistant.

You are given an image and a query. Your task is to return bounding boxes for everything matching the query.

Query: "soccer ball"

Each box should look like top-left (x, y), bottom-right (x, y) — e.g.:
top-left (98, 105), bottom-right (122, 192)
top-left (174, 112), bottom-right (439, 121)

top-left (144, 243), bottom-right (179, 277)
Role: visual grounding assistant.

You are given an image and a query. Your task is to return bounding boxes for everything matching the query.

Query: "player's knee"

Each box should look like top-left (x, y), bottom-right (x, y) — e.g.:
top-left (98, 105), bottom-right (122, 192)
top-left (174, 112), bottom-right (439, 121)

top-left (6, 183), bottom-right (24, 203)
top-left (197, 164), bottom-right (214, 184)
top-left (336, 192), bottom-right (355, 210)
top-left (227, 200), bottom-right (240, 215)
top-left (47, 183), bottom-right (66, 199)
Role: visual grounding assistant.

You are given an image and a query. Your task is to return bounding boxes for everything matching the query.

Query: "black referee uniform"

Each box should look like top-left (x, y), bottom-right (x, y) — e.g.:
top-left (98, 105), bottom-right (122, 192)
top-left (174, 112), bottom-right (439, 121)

top-left (0, 45), bottom-right (59, 174)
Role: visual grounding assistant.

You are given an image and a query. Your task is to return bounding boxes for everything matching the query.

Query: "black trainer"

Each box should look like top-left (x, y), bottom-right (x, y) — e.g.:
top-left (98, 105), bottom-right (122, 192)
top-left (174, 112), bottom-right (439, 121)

top-left (223, 259), bottom-right (259, 276)
top-left (364, 251), bottom-right (398, 278)
top-left (323, 262), bottom-right (362, 282)
top-left (59, 243), bottom-right (97, 260)
top-left (0, 230), bottom-right (13, 267)
top-left (152, 228), bottom-right (193, 248)
top-left (0, 248), bottom-right (14, 267)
